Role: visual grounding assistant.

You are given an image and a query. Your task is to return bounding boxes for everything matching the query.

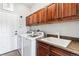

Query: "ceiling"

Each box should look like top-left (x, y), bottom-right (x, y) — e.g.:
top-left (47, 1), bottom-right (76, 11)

top-left (22, 3), bottom-right (50, 8)
top-left (15, 3), bottom-right (50, 9)
top-left (22, 3), bottom-right (38, 8)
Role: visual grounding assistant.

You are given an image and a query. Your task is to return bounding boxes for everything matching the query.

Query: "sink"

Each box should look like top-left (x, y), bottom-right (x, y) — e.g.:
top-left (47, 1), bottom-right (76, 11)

top-left (28, 35), bottom-right (39, 37)
top-left (40, 37), bottom-right (72, 47)
top-left (27, 32), bottom-right (44, 38)
top-left (20, 32), bottom-right (44, 38)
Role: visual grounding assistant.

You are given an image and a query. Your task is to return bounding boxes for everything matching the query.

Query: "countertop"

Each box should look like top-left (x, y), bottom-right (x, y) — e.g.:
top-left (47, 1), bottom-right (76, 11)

top-left (37, 37), bottom-right (79, 55)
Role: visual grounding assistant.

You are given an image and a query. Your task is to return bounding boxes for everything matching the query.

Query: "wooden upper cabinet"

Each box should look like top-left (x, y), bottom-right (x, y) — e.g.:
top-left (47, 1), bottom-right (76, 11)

top-left (29, 15), bottom-right (34, 25)
top-left (28, 13), bottom-right (38, 26)
top-left (51, 4), bottom-right (57, 22)
top-left (33, 13), bottom-right (38, 25)
top-left (37, 8), bottom-right (47, 24)
top-left (62, 3), bottom-right (71, 17)
top-left (47, 4), bottom-right (53, 22)
top-left (54, 4), bottom-right (59, 19)
top-left (71, 3), bottom-right (76, 16)
top-left (37, 10), bottom-right (42, 24)
top-left (76, 3), bottom-right (79, 15)
top-left (62, 3), bottom-right (76, 18)
top-left (52, 4), bottom-right (59, 22)
top-left (26, 17), bottom-right (30, 26)
top-left (41, 8), bottom-right (47, 24)
top-left (26, 3), bottom-right (78, 26)
top-left (26, 13), bottom-right (38, 26)
top-left (47, 4), bottom-right (59, 23)
top-left (58, 3), bottom-right (77, 21)
top-left (58, 3), bottom-right (62, 18)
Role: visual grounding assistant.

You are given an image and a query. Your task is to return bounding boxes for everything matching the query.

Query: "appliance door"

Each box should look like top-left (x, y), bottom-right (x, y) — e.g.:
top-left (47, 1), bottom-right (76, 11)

top-left (0, 12), bottom-right (19, 54)
top-left (23, 37), bottom-right (31, 56)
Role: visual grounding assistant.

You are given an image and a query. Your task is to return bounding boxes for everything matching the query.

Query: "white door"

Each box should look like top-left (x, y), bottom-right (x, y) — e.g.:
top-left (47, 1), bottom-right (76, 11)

top-left (0, 12), bottom-right (19, 54)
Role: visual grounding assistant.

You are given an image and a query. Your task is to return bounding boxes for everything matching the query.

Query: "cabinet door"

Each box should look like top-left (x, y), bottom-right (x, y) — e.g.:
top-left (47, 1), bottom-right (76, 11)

top-left (76, 3), bottom-right (79, 15)
top-left (51, 4), bottom-right (58, 22)
top-left (58, 3), bottom-right (77, 21)
top-left (47, 4), bottom-right (59, 23)
top-left (29, 15), bottom-right (34, 26)
top-left (71, 3), bottom-right (76, 16)
top-left (37, 8), bottom-right (47, 24)
top-left (47, 4), bottom-right (52, 22)
top-left (72, 3), bottom-right (79, 20)
top-left (26, 17), bottom-right (30, 26)
top-left (62, 3), bottom-right (71, 17)
top-left (54, 4), bottom-right (59, 19)
top-left (50, 45), bottom-right (78, 56)
top-left (37, 10), bottom-right (42, 24)
top-left (50, 46), bottom-right (69, 56)
top-left (37, 45), bottom-right (49, 56)
top-left (62, 3), bottom-right (76, 17)
top-left (58, 3), bottom-right (63, 21)
top-left (37, 41), bottom-right (49, 56)
top-left (33, 13), bottom-right (38, 25)
top-left (41, 8), bottom-right (47, 24)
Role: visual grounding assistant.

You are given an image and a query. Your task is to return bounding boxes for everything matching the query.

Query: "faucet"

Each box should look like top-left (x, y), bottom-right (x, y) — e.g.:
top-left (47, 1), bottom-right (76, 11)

top-left (57, 32), bottom-right (60, 39)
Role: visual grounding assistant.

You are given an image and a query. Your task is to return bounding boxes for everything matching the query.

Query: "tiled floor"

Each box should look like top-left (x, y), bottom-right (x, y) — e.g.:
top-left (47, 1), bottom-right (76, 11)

top-left (0, 50), bottom-right (21, 56)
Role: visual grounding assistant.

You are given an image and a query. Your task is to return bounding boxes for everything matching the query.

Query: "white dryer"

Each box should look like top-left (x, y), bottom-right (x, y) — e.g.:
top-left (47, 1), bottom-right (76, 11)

top-left (18, 32), bottom-right (44, 56)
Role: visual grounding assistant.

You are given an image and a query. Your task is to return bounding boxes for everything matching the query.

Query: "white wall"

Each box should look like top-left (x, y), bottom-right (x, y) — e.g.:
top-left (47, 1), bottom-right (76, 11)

top-left (32, 21), bottom-right (79, 38)
top-left (0, 3), bottom-right (31, 28)
top-left (13, 3), bottom-right (31, 34)
top-left (30, 4), bottom-right (79, 38)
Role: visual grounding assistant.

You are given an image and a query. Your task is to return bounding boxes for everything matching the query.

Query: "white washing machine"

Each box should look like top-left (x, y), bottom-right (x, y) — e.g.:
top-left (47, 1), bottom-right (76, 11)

top-left (18, 32), bottom-right (44, 56)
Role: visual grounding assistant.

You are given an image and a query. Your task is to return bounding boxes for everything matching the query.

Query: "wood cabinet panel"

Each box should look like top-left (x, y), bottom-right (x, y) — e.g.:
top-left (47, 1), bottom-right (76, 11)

top-left (57, 3), bottom-right (63, 21)
top-left (62, 3), bottom-right (71, 17)
top-left (26, 13), bottom-right (38, 26)
top-left (54, 4), bottom-right (59, 19)
top-left (51, 4), bottom-right (55, 20)
top-left (37, 41), bottom-right (49, 48)
top-left (71, 3), bottom-right (76, 16)
top-left (36, 40), bottom-right (78, 56)
top-left (47, 4), bottom-right (58, 23)
top-left (50, 45), bottom-right (78, 56)
top-left (47, 4), bottom-right (52, 22)
top-left (29, 15), bottom-right (34, 25)
top-left (62, 3), bottom-right (76, 17)
top-left (33, 13), bottom-right (38, 25)
top-left (58, 3), bottom-right (62, 18)
top-left (58, 3), bottom-right (77, 21)
top-left (71, 3), bottom-right (79, 20)
top-left (26, 17), bottom-right (30, 26)
top-left (51, 4), bottom-right (59, 22)
top-left (37, 10), bottom-right (42, 24)
top-left (76, 3), bottom-right (79, 15)
top-left (37, 41), bottom-right (49, 56)
top-left (37, 46), bottom-right (49, 56)
top-left (41, 8), bottom-right (47, 24)
top-left (50, 46), bottom-right (67, 56)
top-left (37, 8), bottom-right (47, 24)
